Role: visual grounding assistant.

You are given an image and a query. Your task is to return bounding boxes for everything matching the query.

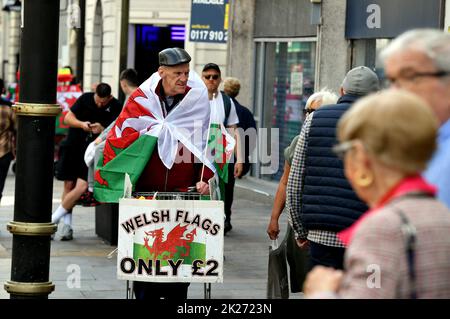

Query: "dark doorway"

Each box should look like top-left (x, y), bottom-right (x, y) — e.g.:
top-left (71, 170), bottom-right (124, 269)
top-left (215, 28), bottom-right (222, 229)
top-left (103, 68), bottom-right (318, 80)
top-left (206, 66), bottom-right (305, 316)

top-left (134, 24), bottom-right (185, 84)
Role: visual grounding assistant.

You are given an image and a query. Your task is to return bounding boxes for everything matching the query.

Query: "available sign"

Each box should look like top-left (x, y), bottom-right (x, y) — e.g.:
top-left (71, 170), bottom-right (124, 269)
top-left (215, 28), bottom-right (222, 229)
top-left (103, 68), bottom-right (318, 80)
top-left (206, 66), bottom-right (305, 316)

top-left (117, 198), bottom-right (224, 283)
top-left (189, 0), bottom-right (230, 43)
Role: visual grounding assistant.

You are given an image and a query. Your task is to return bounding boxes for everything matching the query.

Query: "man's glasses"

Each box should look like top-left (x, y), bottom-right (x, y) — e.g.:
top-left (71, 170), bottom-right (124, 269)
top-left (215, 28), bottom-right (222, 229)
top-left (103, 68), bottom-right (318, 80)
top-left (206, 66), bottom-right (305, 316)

top-left (386, 70), bottom-right (450, 86)
top-left (204, 74), bottom-right (219, 80)
top-left (332, 140), bottom-right (357, 160)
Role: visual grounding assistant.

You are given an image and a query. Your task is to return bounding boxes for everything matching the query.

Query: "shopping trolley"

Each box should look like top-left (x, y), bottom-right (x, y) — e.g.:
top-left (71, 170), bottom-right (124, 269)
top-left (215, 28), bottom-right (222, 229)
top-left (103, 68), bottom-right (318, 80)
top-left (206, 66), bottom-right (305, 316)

top-left (123, 190), bottom-right (222, 299)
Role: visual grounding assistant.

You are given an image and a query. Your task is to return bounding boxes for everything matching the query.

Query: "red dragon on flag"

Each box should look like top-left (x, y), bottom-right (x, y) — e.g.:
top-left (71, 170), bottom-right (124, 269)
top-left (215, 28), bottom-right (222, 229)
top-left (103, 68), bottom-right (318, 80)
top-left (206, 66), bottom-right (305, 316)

top-left (143, 224), bottom-right (197, 261)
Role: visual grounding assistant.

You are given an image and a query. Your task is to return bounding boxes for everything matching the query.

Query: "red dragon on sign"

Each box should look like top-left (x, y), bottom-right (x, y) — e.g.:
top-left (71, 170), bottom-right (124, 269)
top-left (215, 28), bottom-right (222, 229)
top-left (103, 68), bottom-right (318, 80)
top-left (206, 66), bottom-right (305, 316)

top-left (143, 224), bottom-right (197, 260)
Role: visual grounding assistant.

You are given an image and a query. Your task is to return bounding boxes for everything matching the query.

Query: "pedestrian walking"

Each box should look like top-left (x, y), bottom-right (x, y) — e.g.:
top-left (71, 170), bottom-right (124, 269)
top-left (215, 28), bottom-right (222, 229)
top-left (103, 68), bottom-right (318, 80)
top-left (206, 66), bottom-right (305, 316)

top-left (266, 89), bottom-right (338, 293)
top-left (202, 64), bottom-right (243, 235)
top-left (223, 77), bottom-right (257, 177)
top-left (286, 66), bottom-right (379, 270)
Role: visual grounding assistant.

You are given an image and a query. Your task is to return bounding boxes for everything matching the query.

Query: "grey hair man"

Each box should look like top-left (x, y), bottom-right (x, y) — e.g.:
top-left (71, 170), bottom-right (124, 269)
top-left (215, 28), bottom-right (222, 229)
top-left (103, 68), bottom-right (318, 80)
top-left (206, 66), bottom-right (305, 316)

top-left (286, 66), bottom-right (379, 270)
top-left (380, 28), bottom-right (450, 208)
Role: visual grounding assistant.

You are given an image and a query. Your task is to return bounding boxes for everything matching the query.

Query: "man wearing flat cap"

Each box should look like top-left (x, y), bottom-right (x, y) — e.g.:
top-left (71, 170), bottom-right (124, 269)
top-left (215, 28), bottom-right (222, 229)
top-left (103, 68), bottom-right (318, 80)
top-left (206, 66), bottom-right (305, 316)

top-left (94, 47), bottom-right (215, 300)
top-left (286, 66), bottom-right (379, 270)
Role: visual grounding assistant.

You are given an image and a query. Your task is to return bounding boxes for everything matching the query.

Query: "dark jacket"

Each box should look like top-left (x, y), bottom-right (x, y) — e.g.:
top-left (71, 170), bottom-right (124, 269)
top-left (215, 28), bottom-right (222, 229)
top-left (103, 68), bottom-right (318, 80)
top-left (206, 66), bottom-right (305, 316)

top-left (301, 94), bottom-right (368, 232)
top-left (232, 97), bottom-right (257, 176)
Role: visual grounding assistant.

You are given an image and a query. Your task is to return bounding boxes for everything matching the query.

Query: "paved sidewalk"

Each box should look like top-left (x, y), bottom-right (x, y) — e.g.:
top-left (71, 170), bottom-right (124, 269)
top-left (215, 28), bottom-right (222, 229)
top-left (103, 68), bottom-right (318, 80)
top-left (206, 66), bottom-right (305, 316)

top-left (0, 174), bottom-right (301, 299)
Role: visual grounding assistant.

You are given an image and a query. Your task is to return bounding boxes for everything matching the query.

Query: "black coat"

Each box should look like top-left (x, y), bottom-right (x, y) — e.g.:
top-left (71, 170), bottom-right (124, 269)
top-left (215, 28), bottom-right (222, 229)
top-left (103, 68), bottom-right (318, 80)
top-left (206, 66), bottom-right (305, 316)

top-left (232, 97), bottom-right (256, 177)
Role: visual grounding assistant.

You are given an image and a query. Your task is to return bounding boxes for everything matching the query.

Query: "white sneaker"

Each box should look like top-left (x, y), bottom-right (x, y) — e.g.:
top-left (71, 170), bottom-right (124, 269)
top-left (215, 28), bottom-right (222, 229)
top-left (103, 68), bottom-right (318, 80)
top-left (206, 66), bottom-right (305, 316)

top-left (60, 224), bottom-right (73, 241)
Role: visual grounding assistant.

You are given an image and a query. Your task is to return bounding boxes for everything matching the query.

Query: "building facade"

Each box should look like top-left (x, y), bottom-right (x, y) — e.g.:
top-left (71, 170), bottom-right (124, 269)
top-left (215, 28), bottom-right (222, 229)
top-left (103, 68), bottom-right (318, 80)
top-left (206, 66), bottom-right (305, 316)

top-left (81, 0), bottom-right (229, 95)
top-left (0, 0), bottom-right (448, 183)
top-left (229, 0), bottom-right (448, 182)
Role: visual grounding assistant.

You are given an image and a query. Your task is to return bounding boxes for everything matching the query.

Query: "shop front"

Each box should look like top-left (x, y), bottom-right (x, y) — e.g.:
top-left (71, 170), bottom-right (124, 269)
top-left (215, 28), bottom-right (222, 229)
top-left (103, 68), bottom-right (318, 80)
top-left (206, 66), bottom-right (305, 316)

top-left (252, 0), bottom-right (316, 181)
top-left (346, 0), bottom-right (444, 84)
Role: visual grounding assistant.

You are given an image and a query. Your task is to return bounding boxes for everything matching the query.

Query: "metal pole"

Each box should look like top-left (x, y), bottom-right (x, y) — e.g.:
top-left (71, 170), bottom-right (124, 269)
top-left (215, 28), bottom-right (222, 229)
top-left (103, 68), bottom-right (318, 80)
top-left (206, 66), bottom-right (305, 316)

top-left (76, 0), bottom-right (85, 87)
top-left (4, 0), bottom-right (60, 299)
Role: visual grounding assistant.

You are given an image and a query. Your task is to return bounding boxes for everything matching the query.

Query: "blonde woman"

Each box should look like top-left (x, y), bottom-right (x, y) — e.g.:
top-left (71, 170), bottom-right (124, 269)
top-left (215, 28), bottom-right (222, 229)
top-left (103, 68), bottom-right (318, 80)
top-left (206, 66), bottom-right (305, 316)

top-left (304, 89), bottom-right (450, 298)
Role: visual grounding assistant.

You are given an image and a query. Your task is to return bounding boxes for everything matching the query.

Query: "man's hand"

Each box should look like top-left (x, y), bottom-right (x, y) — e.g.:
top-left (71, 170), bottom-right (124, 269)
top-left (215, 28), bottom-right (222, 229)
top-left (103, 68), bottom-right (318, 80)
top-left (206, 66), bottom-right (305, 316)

top-left (80, 121), bottom-right (92, 132)
top-left (303, 266), bottom-right (343, 297)
top-left (267, 218), bottom-right (280, 240)
top-left (234, 162), bottom-right (244, 178)
top-left (90, 122), bottom-right (104, 135)
top-left (296, 238), bottom-right (310, 250)
top-left (196, 181), bottom-right (210, 195)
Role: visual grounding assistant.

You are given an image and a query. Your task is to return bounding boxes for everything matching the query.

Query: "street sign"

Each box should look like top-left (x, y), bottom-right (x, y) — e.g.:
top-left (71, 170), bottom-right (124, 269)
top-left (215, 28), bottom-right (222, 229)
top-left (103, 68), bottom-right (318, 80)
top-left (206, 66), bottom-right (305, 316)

top-left (189, 0), bottom-right (230, 43)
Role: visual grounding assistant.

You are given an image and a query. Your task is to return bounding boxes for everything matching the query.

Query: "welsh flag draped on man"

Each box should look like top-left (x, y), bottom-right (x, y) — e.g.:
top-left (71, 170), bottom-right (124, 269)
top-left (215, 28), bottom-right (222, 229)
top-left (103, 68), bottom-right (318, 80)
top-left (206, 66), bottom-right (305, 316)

top-left (93, 70), bottom-right (234, 203)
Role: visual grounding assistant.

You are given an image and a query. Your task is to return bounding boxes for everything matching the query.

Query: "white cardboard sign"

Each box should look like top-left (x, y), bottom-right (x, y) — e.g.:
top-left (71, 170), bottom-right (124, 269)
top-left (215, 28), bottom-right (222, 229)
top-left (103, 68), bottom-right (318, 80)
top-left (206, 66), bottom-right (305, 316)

top-left (117, 198), bottom-right (224, 283)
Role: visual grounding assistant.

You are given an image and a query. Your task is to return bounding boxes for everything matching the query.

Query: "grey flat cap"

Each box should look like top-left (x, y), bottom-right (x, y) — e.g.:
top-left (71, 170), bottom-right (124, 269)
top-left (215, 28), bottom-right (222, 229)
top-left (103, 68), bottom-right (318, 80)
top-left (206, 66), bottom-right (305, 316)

top-left (342, 66), bottom-right (379, 96)
top-left (159, 47), bottom-right (191, 66)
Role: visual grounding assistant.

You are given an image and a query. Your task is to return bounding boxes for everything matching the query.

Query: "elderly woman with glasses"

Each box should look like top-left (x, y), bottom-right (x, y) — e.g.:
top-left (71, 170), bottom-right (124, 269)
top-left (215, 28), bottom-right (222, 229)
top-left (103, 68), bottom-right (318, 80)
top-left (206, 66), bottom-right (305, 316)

top-left (303, 89), bottom-right (450, 298)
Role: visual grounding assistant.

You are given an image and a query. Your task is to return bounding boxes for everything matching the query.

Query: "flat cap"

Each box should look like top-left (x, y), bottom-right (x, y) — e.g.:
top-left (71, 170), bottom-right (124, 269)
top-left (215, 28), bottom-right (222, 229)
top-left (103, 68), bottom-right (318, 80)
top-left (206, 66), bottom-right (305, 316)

top-left (159, 47), bottom-right (191, 66)
top-left (342, 66), bottom-right (379, 96)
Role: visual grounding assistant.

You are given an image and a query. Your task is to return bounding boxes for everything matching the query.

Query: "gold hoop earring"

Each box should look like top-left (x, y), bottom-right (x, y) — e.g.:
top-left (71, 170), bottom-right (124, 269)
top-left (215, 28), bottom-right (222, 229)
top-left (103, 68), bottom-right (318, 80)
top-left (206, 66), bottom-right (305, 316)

top-left (355, 171), bottom-right (374, 187)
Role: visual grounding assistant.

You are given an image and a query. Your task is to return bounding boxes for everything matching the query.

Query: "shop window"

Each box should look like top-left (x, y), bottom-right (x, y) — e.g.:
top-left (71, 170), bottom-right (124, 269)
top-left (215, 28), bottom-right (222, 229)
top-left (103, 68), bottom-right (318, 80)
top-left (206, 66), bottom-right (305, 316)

top-left (375, 39), bottom-right (392, 88)
top-left (254, 39), bottom-right (316, 181)
top-left (134, 24), bottom-right (185, 84)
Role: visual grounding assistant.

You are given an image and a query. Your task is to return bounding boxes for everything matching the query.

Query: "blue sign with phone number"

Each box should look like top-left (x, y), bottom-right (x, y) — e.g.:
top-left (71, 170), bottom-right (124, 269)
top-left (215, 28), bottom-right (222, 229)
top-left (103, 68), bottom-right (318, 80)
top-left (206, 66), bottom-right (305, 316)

top-left (189, 0), bottom-right (230, 43)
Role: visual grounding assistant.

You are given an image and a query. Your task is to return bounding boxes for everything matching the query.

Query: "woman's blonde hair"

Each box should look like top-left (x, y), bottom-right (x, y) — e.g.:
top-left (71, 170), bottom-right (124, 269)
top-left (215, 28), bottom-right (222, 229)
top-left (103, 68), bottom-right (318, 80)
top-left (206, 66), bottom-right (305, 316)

top-left (223, 77), bottom-right (241, 98)
top-left (337, 89), bottom-right (438, 174)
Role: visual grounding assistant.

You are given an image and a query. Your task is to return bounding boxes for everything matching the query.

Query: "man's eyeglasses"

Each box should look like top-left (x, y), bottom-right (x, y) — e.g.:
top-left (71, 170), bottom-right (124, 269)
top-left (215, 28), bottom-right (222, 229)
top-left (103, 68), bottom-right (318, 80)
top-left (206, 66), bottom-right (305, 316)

top-left (332, 140), bottom-right (357, 160)
top-left (387, 70), bottom-right (450, 86)
top-left (204, 74), bottom-right (219, 80)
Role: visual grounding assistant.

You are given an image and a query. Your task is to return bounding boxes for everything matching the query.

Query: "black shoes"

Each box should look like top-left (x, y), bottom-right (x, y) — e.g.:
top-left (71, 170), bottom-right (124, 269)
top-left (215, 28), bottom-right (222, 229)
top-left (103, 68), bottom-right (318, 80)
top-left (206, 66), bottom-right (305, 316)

top-left (224, 220), bottom-right (232, 235)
